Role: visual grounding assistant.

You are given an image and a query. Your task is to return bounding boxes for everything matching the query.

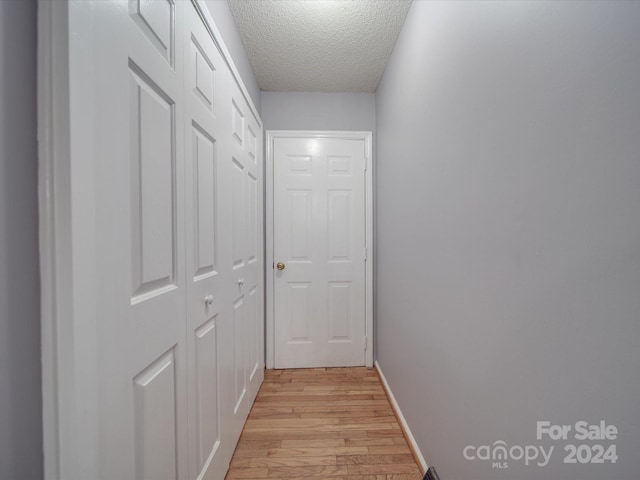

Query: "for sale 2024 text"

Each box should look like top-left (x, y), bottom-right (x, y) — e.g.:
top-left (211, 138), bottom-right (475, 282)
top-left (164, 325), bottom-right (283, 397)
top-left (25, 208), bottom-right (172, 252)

top-left (537, 421), bottom-right (618, 465)
top-left (463, 420), bottom-right (619, 469)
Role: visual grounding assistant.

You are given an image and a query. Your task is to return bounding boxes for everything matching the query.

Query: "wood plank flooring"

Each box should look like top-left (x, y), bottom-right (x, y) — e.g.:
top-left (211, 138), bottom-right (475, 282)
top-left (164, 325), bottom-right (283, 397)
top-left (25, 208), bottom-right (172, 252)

top-left (225, 367), bottom-right (423, 480)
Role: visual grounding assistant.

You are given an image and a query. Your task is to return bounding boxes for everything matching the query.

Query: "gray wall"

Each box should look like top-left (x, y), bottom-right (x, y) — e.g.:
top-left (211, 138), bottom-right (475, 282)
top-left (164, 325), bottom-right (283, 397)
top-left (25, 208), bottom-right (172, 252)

top-left (204, 0), bottom-right (261, 114)
top-left (261, 91), bottom-right (375, 132)
top-left (0, 1), bottom-right (43, 479)
top-left (375, 2), bottom-right (640, 479)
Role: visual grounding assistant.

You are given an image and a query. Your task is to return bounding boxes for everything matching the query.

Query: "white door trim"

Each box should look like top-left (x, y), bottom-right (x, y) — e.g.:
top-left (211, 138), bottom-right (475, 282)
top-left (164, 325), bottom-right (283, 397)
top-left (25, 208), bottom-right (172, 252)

top-left (265, 130), bottom-right (374, 369)
top-left (38, 1), bottom-right (101, 477)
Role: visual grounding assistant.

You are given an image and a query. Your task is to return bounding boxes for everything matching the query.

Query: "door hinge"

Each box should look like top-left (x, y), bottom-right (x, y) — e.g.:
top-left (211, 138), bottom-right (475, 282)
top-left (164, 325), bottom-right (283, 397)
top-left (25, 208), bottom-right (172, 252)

top-left (364, 157), bottom-right (368, 172)
top-left (364, 246), bottom-right (367, 261)
top-left (364, 335), bottom-right (368, 352)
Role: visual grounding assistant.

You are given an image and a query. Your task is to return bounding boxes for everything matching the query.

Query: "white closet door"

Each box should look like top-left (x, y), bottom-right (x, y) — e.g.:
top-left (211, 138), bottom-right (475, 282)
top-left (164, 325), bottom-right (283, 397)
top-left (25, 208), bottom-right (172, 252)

top-left (244, 108), bottom-right (265, 408)
top-left (185, 3), bottom-right (264, 478)
top-left (224, 73), bottom-right (265, 445)
top-left (42, 1), bottom-right (264, 478)
top-left (184, 4), bottom-right (230, 478)
top-left (91, 1), bottom-right (188, 478)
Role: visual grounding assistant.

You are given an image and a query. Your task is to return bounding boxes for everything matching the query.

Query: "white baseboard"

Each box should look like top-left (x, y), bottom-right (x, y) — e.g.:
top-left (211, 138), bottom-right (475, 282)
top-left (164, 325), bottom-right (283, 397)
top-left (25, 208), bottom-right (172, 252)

top-left (375, 360), bottom-right (428, 474)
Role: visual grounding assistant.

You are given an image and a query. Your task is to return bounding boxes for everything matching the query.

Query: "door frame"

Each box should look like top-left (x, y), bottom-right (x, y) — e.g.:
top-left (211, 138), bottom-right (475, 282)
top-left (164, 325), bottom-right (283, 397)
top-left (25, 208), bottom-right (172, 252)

top-left (265, 130), bottom-right (374, 369)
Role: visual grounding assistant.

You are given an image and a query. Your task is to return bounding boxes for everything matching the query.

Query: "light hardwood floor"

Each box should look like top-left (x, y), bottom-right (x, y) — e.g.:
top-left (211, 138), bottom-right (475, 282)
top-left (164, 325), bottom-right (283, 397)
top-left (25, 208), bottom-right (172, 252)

top-left (225, 367), bottom-right (423, 480)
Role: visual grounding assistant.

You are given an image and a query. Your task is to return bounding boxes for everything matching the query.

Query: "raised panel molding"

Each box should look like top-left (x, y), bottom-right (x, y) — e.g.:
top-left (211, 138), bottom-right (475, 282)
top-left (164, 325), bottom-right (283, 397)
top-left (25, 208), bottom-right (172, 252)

top-left (288, 190), bottom-right (312, 261)
top-left (129, 0), bottom-right (175, 66)
top-left (191, 123), bottom-right (217, 280)
top-left (287, 282), bottom-right (312, 343)
top-left (247, 125), bottom-right (257, 162)
top-left (248, 287), bottom-right (259, 381)
top-left (328, 282), bottom-right (352, 342)
top-left (328, 190), bottom-right (351, 262)
top-left (133, 349), bottom-right (178, 480)
top-left (129, 62), bottom-right (177, 303)
top-left (231, 158), bottom-right (245, 269)
top-left (232, 100), bottom-right (244, 146)
top-left (233, 297), bottom-right (246, 414)
top-left (328, 155), bottom-right (352, 176)
top-left (194, 318), bottom-right (220, 470)
top-left (247, 173), bottom-right (257, 264)
top-left (288, 155), bottom-right (312, 176)
top-left (191, 36), bottom-right (215, 111)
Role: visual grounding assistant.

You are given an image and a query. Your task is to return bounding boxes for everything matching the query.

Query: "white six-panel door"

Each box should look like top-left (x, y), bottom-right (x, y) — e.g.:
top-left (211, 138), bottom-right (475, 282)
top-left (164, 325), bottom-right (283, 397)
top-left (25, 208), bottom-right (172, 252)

top-left (39, 1), bottom-right (263, 478)
top-left (91, 1), bottom-right (189, 477)
top-left (271, 134), bottom-right (372, 368)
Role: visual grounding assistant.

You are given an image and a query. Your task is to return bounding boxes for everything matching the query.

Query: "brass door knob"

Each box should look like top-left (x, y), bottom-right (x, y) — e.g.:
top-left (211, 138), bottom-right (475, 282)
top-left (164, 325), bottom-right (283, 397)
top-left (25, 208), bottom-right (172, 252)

top-left (276, 262), bottom-right (285, 271)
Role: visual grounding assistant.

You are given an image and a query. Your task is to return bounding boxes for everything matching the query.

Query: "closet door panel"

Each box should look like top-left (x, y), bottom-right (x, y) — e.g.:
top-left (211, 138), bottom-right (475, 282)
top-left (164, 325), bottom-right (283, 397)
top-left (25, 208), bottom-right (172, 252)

top-left (184, 4), bottom-right (232, 479)
top-left (184, 3), bottom-right (263, 478)
top-left (89, 1), bottom-right (188, 478)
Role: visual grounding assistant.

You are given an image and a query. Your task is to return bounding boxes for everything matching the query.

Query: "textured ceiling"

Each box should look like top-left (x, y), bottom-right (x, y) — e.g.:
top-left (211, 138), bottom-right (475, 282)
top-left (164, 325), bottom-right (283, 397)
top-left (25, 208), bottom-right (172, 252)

top-left (228, 0), bottom-right (412, 93)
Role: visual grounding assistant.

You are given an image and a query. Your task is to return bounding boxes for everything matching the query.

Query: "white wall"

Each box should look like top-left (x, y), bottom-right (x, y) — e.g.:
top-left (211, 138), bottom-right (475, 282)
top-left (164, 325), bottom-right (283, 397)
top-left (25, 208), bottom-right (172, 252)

top-left (261, 91), bottom-right (375, 131)
top-left (376, 2), bottom-right (640, 479)
top-left (204, 0), bottom-right (261, 113)
top-left (0, 1), bottom-right (43, 478)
